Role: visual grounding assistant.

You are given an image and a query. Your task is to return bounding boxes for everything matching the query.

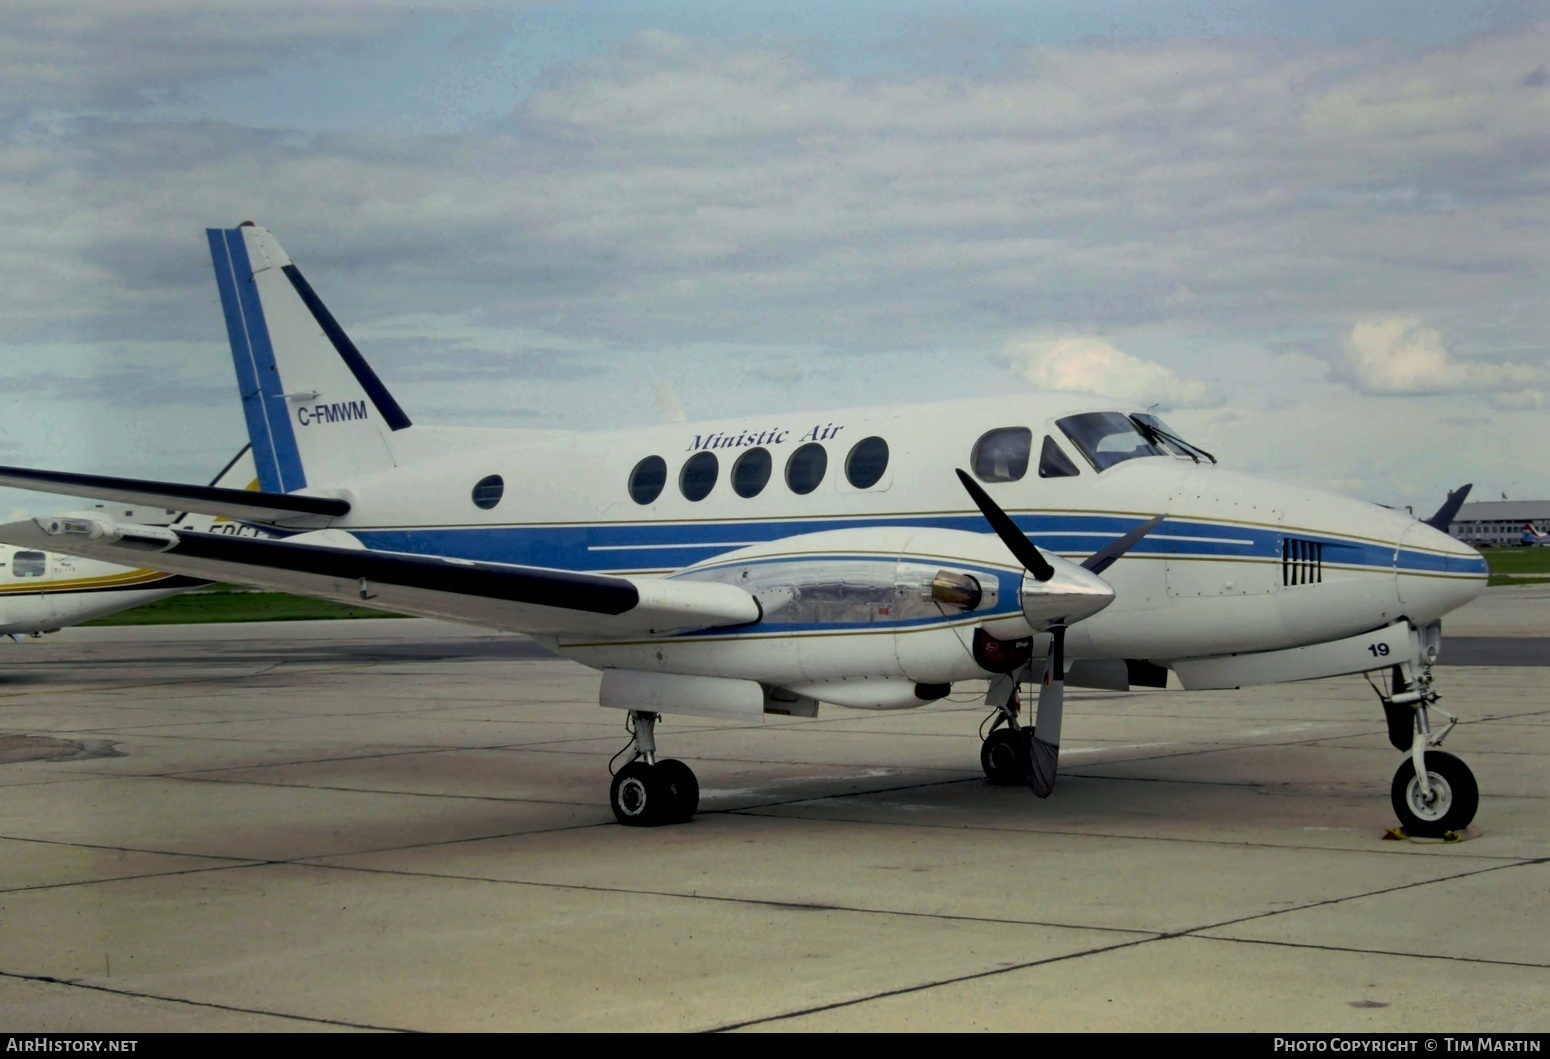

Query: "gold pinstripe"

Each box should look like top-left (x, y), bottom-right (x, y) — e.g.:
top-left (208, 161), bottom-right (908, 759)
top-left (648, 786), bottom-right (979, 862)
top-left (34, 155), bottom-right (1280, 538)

top-left (0, 569), bottom-right (175, 595)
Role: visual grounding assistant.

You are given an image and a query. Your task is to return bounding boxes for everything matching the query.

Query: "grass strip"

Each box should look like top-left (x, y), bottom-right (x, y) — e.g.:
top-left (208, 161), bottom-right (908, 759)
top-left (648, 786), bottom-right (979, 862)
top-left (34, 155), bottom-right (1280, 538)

top-left (83, 590), bottom-right (405, 626)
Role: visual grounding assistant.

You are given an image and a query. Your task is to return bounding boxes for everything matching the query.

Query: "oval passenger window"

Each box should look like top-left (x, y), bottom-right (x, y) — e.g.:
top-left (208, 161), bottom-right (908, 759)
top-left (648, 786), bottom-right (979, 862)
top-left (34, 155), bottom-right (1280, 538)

top-left (732, 448), bottom-right (772, 498)
top-left (971, 427), bottom-right (1033, 483)
top-left (680, 451), bottom-right (719, 501)
top-left (629, 456), bottom-right (668, 505)
top-left (845, 436), bottom-right (889, 489)
top-left (785, 443), bottom-right (828, 495)
top-left (471, 474), bottom-right (505, 510)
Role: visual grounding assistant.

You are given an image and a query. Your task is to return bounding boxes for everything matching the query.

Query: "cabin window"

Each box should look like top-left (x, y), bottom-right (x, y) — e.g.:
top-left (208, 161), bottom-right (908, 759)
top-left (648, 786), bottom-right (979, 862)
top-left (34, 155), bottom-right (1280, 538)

top-left (629, 456), bottom-right (668, 505)
top-left (11, 551), bottom-right (46, 578)
top-left (785, 443), bottom-right (828, 495)
top-left (971, 427), bottom-right (1032, 483)
top-left (1057, 412), bottom-right (1166, 472)
top-left (1037, 435), bottom-right (1080, 478)
top-left (680, 451), bottom-right (719, 501)
top-left (731, 448), bottom-right (772, 498)
top-left (844, 436), bottom-right (889, 489)
top-left (471, 475), bottom-right (505, 510)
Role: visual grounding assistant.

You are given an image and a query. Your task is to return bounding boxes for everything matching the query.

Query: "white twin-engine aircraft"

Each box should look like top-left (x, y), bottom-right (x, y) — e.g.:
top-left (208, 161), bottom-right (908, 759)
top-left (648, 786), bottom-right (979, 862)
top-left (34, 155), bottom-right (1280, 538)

top-left (0, 224), bottom-right (1489, 836)
top-left (0, 447), bottom-right (261, 638)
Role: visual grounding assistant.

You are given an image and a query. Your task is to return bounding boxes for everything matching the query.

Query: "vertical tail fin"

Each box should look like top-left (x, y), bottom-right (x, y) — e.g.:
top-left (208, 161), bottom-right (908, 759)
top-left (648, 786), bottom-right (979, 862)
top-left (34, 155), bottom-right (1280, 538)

top-left (207, 224), bottom-right (410, 493)
top-left (1422, 482), bottom-right (1471, 532)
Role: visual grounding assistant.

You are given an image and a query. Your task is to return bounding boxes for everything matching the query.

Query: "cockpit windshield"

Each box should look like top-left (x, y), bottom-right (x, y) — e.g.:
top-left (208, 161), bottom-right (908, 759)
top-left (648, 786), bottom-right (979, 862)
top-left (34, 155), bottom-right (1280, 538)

top-left (1056, 412), bottom-right (1166, 472)
top-left (1130, 413), bottom-right (1216, 464)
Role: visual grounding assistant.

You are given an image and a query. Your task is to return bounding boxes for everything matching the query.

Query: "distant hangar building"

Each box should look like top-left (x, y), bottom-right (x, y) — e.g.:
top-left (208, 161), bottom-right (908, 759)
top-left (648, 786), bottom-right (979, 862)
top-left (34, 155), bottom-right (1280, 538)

top-left (1448, 500), bottom-right (1550, 546)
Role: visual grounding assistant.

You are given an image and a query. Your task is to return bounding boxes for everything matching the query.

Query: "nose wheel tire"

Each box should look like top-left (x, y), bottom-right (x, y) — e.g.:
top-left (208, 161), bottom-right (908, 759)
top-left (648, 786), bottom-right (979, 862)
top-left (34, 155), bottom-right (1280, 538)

top-left (610, 759), bottom-right (700, 827)
top-left (1391, 750), bottom-right (1478, 837)
top-left (981, 728), bottom-right (1029, 786)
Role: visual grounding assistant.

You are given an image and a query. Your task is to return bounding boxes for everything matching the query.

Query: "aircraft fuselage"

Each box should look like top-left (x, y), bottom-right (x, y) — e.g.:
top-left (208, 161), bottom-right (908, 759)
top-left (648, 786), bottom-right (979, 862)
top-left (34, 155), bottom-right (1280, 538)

top-left (277, 392), bottom-right (1484, 688)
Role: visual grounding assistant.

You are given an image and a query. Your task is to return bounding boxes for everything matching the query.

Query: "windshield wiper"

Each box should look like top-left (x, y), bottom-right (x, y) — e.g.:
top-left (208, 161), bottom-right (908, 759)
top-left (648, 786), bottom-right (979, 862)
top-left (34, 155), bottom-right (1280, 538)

top-left (1130, 416), bottom-right (1216, 465)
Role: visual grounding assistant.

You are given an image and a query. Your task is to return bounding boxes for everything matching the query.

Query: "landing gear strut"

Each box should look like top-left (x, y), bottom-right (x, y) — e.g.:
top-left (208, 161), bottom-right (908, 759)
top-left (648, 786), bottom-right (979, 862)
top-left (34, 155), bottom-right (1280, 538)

top-left (1371, 660), bottom-right (1478, 837)
top-left (609, 711), bottom-right (700, 827)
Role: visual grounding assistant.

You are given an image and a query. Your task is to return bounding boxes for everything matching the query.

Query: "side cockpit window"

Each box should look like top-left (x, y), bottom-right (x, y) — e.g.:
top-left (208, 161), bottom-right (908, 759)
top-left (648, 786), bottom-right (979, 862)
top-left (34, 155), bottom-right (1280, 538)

top-left (1037, 435), bottom-right (1080, 478)
top-left (11, 551), bottom-right (47, 578)
top-left (971, 427), bottom-right (1032, 483)
top-left (1057, 412), bottom-right (1166, 472)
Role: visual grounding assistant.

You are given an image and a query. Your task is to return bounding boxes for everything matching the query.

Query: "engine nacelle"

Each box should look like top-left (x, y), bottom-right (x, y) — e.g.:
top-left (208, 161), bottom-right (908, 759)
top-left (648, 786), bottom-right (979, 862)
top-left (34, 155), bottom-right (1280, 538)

top-left (563, 526), bottom-right (1115, 696)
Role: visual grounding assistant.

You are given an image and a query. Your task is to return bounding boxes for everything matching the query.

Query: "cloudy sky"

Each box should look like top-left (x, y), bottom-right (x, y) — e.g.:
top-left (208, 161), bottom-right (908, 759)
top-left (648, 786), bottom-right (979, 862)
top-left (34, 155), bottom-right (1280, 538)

top-left (2, 1), bottom-right (1547, 517)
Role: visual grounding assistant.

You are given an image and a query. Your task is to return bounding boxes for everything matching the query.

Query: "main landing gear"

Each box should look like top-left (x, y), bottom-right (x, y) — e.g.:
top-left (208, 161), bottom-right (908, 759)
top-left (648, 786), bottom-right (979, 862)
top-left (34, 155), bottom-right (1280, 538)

top-left (980, 672), bottom-right (1031, 785)
top-left (1371, 661), bottom-right (1479, 837)
top-left (979, 626), bottom-right (1068, 797)
top-left (608, 711), bottom-right (700, 827)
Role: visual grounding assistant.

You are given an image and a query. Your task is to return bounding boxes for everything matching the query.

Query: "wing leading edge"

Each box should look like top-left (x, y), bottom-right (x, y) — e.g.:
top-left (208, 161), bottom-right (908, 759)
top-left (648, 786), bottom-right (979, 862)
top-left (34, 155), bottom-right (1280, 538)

top-left (0, 517), bottom-right (759, 637)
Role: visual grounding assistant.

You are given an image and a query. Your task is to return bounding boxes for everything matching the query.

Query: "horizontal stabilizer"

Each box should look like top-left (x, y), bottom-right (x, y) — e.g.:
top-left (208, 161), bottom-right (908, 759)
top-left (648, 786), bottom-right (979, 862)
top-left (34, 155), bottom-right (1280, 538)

top-left (0, 518), bottom-right (759, 637)
top-left (0, 464), bottom-right (348, 525)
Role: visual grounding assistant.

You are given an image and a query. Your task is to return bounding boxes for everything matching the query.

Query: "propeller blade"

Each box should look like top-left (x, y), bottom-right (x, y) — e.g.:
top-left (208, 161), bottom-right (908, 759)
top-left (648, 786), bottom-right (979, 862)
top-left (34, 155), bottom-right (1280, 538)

top-left (1423, 483), bottom-right (1472, 533)
top-left (1081, 514), bottom-right (1166, 576)
top-left (1028, 623), bottom-right (1065, 798)
top-left (955, 469), bottom-right (1055, 582)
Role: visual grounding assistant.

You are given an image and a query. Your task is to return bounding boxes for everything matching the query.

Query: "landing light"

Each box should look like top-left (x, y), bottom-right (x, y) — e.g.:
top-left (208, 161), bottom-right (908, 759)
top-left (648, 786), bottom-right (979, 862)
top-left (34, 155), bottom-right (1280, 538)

top-left (42, 516), bottom-right (104, 538)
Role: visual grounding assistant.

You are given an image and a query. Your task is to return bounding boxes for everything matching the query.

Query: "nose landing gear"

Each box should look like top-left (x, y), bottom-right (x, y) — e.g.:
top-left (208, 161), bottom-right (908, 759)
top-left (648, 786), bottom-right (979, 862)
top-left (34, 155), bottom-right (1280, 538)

top-left (608, 711), bottom-right (700, 827)
top-left (1371, 662), bottom-right (1479, 837)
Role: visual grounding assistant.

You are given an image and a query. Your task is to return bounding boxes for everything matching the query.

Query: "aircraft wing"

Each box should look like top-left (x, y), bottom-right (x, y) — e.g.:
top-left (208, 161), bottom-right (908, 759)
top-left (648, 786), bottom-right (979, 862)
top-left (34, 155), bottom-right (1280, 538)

top-left (0, 464), bottom-right (347, 526)
top-left (0, 517), bottom-right (759, 637)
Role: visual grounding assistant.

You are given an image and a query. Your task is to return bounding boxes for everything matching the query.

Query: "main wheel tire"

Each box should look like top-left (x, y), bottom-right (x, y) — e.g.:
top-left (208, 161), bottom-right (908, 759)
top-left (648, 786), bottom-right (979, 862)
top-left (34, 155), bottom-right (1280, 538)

top-left (610, 761), bottom-right (664, 827)
top-left (981, 728), bottom-right (1028, 786)
top-left (654, 759), bottom-right (700, 823)
top-left (1391, 751), bottom-right (1479, 837)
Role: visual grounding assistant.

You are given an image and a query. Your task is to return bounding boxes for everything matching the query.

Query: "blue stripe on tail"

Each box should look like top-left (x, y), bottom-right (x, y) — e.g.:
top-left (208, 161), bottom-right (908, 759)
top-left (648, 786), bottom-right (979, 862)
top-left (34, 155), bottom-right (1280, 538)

top-left (206, 228), bottom-right (307, 493)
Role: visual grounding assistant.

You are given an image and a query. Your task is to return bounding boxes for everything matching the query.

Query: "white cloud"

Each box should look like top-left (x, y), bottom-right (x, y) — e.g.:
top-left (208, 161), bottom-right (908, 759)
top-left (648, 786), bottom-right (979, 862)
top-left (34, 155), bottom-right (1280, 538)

top-left (1491, 389), bottom-right (1548, 410)
top-left (1329, 317), bottom-right (1548, 395)
top-left (2, 17), bottom-right (1550, 506)
top-left (1005, 335), bottom-right (1222, 410)
top-left (4, 26), bottom-right (1550, 357)
top-left (0, 2), bottom-right (480, 112)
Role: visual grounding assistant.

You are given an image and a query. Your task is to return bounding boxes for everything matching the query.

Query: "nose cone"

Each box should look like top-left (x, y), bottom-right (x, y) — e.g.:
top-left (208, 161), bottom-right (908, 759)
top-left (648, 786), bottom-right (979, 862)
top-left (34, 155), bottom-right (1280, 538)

top-left (1021, 556), bottom-right (1116, 630)
top-left (1396, 519), bottom-right (1489, 624)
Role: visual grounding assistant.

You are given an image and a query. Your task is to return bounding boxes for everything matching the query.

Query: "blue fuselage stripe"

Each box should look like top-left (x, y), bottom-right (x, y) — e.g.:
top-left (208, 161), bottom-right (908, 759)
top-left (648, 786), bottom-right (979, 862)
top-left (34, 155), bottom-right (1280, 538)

top-left (348, 514), bottom-right (1487, 579)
